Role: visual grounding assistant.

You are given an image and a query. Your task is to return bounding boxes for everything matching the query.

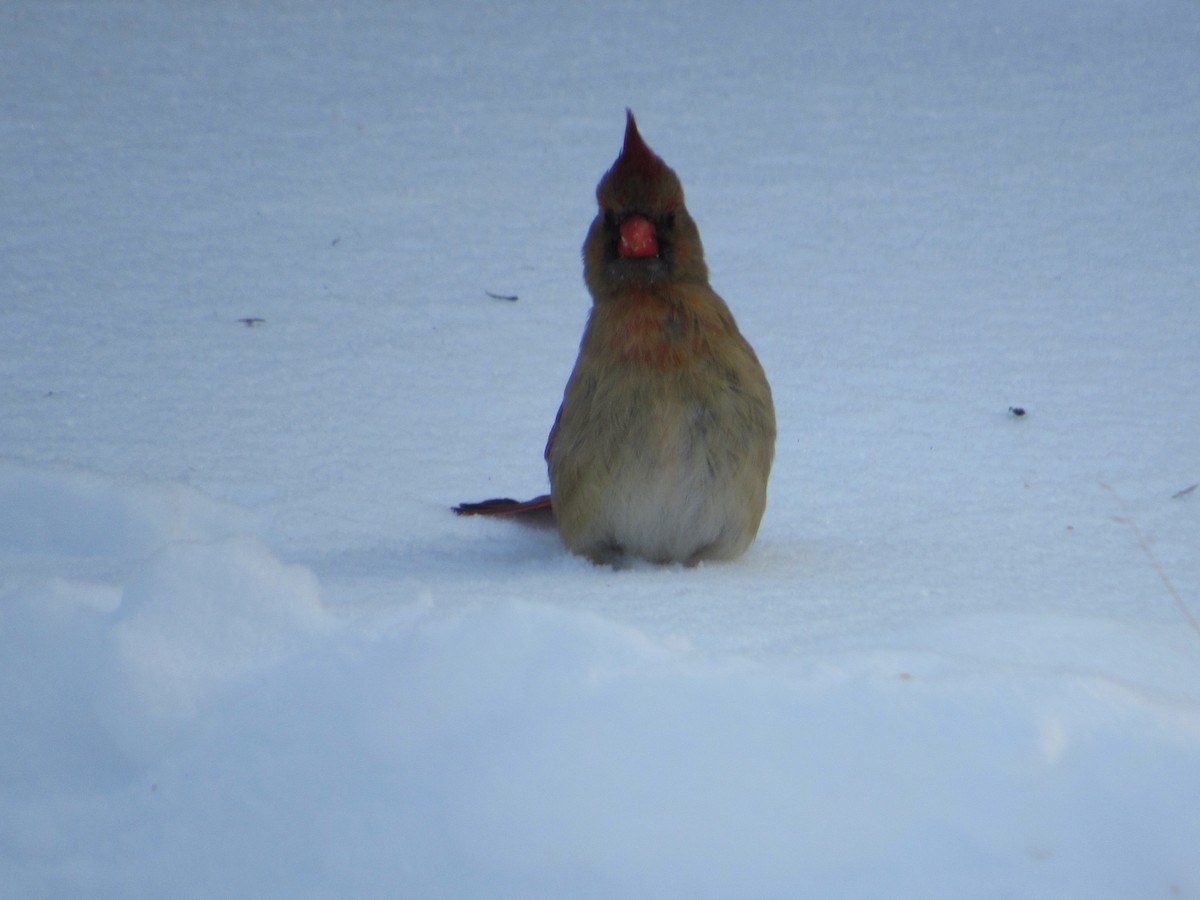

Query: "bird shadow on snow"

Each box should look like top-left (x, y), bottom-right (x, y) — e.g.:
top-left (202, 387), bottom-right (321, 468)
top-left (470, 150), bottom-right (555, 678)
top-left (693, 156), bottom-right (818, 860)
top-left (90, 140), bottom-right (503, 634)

top-left (303, 508), bottom-right (835, 607)
top-left (306, 513), bottom-right (580, 588)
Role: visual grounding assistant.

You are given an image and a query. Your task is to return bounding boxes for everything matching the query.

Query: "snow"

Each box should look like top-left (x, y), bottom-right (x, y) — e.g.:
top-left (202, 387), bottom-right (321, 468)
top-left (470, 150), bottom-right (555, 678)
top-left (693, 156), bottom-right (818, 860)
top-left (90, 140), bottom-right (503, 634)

top-left (2, 0), bottom-right (1199, 896)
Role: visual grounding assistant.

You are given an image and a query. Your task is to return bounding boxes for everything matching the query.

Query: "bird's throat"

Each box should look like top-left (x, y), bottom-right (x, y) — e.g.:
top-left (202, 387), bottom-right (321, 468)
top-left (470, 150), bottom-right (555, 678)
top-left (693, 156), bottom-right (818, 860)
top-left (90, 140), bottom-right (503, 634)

top-left (602, 293), bottom-right (696, 368)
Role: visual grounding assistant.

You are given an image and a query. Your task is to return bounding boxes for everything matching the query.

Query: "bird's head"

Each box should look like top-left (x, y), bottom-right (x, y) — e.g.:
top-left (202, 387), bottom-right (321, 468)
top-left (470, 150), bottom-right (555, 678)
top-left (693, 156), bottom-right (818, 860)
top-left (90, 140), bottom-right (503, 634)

top-left (584, 110), bottom-right (708, 298)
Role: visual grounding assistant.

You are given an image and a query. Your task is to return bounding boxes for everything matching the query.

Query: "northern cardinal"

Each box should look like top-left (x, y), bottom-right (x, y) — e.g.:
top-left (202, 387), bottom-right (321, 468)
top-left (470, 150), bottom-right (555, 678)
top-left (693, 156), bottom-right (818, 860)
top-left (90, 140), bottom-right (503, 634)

top-left (457, 111), bottom-right (775, 565)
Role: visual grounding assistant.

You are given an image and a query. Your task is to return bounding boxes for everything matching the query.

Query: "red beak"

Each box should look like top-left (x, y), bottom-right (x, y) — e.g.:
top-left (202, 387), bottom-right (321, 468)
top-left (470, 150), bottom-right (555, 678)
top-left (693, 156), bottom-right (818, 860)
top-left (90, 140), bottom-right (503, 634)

top-left (618, 214), bottom-right (658, 259)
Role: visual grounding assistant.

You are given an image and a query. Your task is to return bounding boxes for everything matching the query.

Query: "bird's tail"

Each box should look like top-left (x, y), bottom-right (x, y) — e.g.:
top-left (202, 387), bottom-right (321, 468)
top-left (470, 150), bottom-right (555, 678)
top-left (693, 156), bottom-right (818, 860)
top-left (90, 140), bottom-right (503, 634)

top-left (454, 493), bottom-right (553, 522)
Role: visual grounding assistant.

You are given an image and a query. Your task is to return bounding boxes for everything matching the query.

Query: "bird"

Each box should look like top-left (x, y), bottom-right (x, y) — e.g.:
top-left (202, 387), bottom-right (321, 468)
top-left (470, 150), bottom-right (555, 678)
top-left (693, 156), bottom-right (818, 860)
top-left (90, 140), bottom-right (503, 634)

top-left (456, 110), bottom-right (775, 566)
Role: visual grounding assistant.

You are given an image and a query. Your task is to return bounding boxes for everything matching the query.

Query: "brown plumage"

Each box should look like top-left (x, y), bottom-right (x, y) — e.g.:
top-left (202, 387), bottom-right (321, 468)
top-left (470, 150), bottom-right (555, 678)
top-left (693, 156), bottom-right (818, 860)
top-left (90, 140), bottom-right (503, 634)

top-left (457, 111), bottom-right (775, 565)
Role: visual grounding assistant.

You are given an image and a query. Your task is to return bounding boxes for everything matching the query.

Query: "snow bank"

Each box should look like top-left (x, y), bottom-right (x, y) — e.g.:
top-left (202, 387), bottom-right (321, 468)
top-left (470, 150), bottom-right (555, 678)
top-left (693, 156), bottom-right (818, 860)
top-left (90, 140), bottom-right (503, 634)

top-left (2, 464), bottom-right (1198, 898)
top-left (0, 462), bottom-right (327, 779)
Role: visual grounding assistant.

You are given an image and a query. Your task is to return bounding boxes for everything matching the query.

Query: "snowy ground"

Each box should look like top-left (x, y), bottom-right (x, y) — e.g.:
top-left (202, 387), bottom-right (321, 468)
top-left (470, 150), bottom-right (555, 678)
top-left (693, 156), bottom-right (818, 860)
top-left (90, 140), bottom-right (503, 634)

top-left (3, 0), bottom-right (1199, 897)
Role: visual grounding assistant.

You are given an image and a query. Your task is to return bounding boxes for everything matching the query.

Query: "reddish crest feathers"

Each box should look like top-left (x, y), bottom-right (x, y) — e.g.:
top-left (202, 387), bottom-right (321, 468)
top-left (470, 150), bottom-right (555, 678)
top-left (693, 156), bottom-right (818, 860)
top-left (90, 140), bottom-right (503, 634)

top-left (617, 109), bottom-right (667, 180)
top-left (598, 110), bottom-right (683, 212)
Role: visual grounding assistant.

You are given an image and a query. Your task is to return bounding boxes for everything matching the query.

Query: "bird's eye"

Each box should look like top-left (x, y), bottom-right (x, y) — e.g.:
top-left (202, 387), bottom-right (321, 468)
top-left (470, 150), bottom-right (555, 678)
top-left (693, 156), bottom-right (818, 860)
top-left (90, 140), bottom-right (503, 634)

top-left (663, 212), bottom-right (676, 229)
top-left (603, 210), bottom-right (617, 230)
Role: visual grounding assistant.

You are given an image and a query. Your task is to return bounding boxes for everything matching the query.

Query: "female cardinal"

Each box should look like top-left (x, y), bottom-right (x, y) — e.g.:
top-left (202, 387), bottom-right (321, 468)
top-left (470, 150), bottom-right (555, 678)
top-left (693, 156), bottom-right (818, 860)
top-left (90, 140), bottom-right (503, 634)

top-left (457, 111), bottom-right (775, 565)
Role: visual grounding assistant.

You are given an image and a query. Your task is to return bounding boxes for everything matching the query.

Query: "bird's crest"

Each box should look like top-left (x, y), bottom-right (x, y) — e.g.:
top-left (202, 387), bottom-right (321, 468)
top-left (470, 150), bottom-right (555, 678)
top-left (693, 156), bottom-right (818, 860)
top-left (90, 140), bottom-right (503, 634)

top-left (616, 109), bottom-right (667, 180)
top-left (598, 109), bottom-right (682, 211)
